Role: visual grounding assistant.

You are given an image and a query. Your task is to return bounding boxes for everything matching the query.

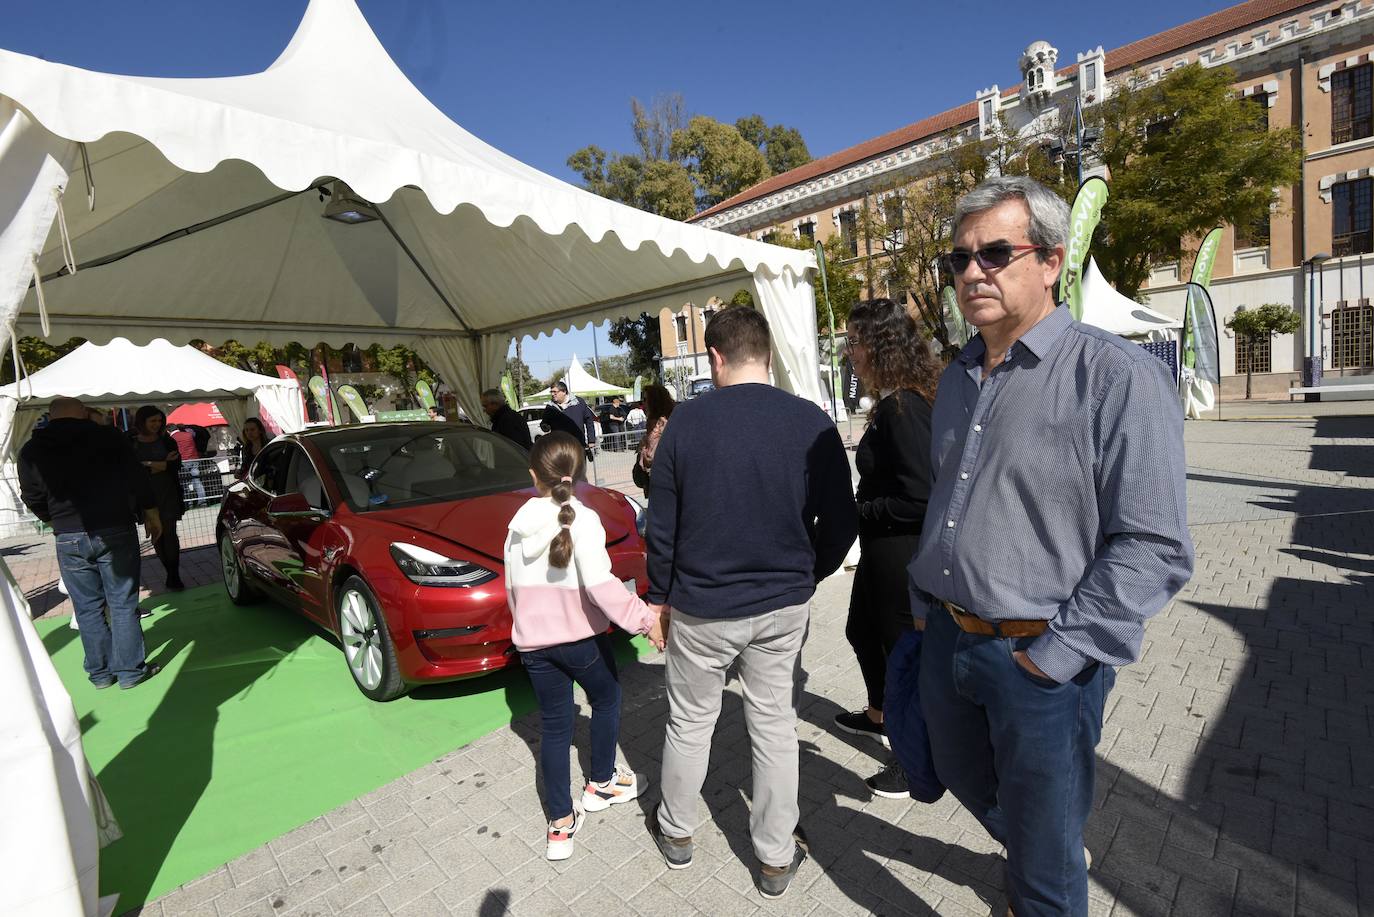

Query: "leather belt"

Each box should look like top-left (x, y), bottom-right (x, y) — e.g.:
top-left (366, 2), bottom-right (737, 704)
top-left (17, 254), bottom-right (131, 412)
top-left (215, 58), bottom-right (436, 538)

top-left (941, 601), bottom-right (1048, 638)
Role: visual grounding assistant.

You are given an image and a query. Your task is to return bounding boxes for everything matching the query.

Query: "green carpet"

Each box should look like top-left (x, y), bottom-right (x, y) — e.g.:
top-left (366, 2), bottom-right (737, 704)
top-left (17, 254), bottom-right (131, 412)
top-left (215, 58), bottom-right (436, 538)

top-left (37, 584), bottom-right (648, 912)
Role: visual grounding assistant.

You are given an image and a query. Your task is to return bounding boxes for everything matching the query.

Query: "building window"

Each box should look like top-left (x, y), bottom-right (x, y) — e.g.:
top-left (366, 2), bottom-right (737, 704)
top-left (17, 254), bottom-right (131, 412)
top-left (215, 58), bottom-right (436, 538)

top-left (674, 315), bottom-right (688, 342)
top-left (1332, 64), bottom-right (1373, 145)
top-left (1247, 91), bottom-right (1270, 127)
top-left (838, 211), bottom-right (858, 257)
top-left (1333, 177), bottom-right (1373, 256)
top-left (762, 229), bottom-right (780, 244)
top-left (1084, 62), bottom-right (1098, 93)
top-left (1235, 326), bottom-right (1272, 374)
top-left (1234, 210), bottom-right (1270, 249)
top-left (981, 99), bottom-right (993, 122)
top-left (1332, 301), bottom-right (1374, 368)
top-left (797, 221), bottom-right (815, 242)
top-left (884, 197), bottom-right (904, 230)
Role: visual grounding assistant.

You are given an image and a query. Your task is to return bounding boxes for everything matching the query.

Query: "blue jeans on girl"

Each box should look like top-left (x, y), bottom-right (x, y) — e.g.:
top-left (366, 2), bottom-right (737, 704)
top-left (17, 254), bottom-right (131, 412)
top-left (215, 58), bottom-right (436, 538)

top-left (521, 634), bottom-right (621, 821)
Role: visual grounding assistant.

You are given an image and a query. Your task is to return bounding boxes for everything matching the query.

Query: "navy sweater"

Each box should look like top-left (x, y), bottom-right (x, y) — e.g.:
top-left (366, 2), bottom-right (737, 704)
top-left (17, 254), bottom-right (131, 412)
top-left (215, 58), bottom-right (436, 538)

top-left (646, 383), bottom-right (858, 619)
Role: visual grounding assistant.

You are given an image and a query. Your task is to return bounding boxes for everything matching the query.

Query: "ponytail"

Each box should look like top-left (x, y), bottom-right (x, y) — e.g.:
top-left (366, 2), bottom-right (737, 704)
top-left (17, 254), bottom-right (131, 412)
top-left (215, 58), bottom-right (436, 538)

top-left (549, 475), bottom-right (576, 569)
top-left (528, 432), bottom-right (587, 569)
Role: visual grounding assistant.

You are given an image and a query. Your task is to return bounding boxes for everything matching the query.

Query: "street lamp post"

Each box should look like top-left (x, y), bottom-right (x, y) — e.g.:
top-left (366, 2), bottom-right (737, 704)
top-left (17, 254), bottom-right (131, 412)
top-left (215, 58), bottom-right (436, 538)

top-left (1303, 252), bottom-right (1330, 397)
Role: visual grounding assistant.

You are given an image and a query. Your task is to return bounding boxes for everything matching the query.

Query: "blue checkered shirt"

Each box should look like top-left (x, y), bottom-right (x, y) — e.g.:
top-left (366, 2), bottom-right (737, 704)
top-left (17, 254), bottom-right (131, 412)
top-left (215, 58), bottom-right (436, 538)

top-left (909, 305), bottom-right (1194, 682)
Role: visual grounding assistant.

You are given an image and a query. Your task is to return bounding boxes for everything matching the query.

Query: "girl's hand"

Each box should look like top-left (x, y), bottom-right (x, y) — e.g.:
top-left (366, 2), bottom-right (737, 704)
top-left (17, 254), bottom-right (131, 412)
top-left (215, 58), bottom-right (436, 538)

top-left (148, 461), bottom-right (168, 473)
top-left (165, 451), bottom-right (179, 461)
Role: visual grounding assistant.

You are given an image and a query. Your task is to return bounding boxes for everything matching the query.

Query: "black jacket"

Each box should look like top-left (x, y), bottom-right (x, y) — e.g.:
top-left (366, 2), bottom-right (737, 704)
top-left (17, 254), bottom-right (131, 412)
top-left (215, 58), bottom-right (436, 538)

top-left (855, 389), bottom-right (933, 538)
top-left (542, 397), bottom-right (598, 446)
top-left (19, 419), bottom-right (157, 535)
top-left (489, 404), bottom-right (533, 450)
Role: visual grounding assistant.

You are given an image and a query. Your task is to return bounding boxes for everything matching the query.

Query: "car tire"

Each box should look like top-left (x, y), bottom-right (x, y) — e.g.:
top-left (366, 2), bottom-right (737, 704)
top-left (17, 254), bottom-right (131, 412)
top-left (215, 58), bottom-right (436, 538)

top-left (219, 532), bottom-right (259, 606)
top-left (336, 575), bottom-right (407, 702)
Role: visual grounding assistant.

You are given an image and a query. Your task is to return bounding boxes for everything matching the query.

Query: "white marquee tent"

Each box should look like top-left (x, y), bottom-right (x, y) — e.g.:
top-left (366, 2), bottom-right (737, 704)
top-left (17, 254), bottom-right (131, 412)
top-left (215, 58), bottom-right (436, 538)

top-left (525, 353), bottom-right (631, 403)
top-left (0, 1), bottom-right (820, 911)
top-left (0, 337), bottom-right (306, 460)
top-left (1079, 258), bottom-right (1183, 339)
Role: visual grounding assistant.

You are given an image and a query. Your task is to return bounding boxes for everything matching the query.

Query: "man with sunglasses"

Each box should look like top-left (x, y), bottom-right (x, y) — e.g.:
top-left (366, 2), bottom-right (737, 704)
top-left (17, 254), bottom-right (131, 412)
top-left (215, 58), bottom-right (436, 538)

top-left (908, 176), bottom-right (1192, 916)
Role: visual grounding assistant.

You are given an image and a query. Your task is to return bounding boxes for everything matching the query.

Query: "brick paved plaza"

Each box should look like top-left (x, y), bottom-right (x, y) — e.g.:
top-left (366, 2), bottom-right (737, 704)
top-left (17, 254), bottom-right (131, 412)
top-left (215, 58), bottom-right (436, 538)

top-left (32, 413), bottom-right (1373, 917)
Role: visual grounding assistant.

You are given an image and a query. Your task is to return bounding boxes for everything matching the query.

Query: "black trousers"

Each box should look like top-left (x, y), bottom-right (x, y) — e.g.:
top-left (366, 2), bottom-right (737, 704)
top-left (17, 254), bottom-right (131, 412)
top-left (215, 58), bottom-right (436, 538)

top-left (845, 532), bottom-right (921, 710)
top-left (151, 521), bottom-right (181, 585)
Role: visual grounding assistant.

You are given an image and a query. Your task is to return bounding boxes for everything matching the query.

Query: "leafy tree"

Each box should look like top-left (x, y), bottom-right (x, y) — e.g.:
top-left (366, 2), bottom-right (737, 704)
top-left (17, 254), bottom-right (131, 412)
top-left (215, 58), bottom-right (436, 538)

top-left (507, 350), bottom-right (537, 404)
top-left (670, 115), bottom-right (770, 210)
top-left (367, 344), bottom-right (436, 407)
top-left (728, 288), bottom-right (755, 307)
top-left (1225, 303), bottom-right (1300, 399)
top-left (631, 93), bottom-right (688, 161)
top-left (735, 114), bottom-right (812, 174)
top-left (607, 313), bottom-right (662, 382)
top-left (212, 340), bottom-right (280, 374)
top-left (566, 146), bottom-right (696, 220)
top-left (1090, 63), bottom-right (1303, 298)
top-left (0, 336), bottom-right (83, 385)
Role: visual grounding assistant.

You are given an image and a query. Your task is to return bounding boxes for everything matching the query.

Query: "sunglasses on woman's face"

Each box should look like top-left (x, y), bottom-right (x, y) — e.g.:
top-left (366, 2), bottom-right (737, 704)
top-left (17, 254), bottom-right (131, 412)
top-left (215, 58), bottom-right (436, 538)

top-left (941, 243), bottom-right (1045, 275)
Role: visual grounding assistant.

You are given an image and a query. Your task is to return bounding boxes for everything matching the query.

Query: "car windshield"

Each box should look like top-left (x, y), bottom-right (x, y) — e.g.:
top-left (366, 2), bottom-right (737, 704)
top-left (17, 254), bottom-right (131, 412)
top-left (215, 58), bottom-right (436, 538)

top-left (316, 425), bottom-right (531, 511)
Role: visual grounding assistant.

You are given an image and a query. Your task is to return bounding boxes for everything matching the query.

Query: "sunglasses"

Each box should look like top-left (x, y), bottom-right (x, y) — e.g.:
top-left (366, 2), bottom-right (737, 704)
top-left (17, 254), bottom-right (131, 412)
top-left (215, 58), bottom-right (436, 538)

top-left (941, 244), bottom-right (1046, 275)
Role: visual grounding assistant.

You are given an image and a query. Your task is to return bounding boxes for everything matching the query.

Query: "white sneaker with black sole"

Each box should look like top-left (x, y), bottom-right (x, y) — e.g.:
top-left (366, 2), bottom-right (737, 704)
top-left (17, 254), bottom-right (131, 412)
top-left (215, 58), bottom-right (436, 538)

top-left (581, 767), bottom-right (645, 812)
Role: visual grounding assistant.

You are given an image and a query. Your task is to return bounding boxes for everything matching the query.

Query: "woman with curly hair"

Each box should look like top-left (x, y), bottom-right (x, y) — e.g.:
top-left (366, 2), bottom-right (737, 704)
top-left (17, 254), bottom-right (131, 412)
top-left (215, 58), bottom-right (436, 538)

top-left (831, 298), bottom-right (942, 799)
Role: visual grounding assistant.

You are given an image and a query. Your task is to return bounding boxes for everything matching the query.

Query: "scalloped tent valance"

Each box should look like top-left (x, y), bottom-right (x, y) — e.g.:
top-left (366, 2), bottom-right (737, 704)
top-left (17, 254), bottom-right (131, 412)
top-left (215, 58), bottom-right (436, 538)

top-left (0, 0), bottom-right (820, 432)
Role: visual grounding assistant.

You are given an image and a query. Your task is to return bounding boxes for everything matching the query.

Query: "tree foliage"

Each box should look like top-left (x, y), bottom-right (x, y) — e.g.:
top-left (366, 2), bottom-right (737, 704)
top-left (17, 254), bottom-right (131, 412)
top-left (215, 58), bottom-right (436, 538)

top-left (1225, 303), bottom-right (1301, 398)
top-left (1091, 63), bottom-right (1303, 298)
top-left (568, 97), bottom-right (810, 217)
top-left (0, 336), bottom-right (84, 385)
top-left (606, 313), bottom-right (662, 382)
top-left (584, 354), bottom-right (634, 388)
top-left (735, 114), bottom-right (812, 175)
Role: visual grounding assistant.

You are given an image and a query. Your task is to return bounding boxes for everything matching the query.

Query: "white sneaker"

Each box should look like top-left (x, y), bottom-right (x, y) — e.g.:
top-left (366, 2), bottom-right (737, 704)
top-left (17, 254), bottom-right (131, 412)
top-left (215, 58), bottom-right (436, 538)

top-left (581, 767), bottom-right (645, 812)
top-left (545, 805), bottom-right (585, 861)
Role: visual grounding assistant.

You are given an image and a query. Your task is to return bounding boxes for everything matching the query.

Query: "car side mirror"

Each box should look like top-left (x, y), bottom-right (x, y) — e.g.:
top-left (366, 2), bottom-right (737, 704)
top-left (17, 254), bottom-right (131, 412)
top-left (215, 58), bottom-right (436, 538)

top-left (268, 492), bottom-right (326, 520)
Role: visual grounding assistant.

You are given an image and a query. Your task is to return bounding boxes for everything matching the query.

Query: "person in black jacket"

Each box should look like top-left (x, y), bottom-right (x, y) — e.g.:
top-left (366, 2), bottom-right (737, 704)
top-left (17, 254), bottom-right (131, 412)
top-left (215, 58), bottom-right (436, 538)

top-left (480, 388), bottom-right (533, 450)
top-left (831, 299), bottom-right (942, 799)
top-left (20, 397), bottom-right (163, 689)
top-left (541, 381), bottom-right (598, 454)
top-left (130, 405), bottom-right (185, 590)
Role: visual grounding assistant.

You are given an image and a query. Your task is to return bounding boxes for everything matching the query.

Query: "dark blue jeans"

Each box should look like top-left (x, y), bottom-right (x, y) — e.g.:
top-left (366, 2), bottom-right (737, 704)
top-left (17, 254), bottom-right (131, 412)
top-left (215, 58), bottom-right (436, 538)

top-left (919, 607), bottom-right (1114, 917)
top-left (521, 634), bottom-right (621, 821)
top-left (56, 526), bottom-right (149, 687)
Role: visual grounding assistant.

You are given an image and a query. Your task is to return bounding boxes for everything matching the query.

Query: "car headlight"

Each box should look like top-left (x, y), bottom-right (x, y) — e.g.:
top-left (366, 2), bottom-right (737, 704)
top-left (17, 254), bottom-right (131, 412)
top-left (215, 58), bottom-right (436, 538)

top-left (623, 493), bottom-right (648, 538)
top-left (389, 542), bottom-right (498, 587)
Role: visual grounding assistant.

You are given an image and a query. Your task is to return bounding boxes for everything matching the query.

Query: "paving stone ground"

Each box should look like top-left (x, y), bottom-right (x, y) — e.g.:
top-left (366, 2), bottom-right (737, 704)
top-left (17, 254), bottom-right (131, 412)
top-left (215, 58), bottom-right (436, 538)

top-left (40, 414), bottom-right (1374, 917)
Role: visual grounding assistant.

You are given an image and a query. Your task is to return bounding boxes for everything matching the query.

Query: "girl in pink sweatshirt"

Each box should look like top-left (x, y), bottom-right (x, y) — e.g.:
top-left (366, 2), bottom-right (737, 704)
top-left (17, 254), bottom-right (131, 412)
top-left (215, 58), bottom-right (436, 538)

top-left (505, 432), bottom-right (665, 860)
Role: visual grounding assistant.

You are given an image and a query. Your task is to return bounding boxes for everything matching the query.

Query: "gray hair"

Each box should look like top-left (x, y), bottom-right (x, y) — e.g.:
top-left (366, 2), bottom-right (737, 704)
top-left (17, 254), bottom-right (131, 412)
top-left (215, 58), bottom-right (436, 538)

top-left (480, 388), bottom-right (504, 402)
top-left (952, 176), bottom-right (1069, 261)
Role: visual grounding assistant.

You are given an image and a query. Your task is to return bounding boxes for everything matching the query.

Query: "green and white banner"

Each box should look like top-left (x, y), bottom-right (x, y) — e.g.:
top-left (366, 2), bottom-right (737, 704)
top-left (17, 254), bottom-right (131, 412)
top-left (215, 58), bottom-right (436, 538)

top-left (500, 371), bottom-right (519, 409)
top-left (307, 376), bottom-right (340, 424)
top-left (1062, 176), bottom-right (1109, 320)
top-left (336, 384), bottom-right (370, 422)
top-left (942, 285), bottom-right (972, 347)
top-left (415, 379), bottom-right (437, 409)
top-left (1189, 226), bottom-right (1223, 289)
top-left (1182, 282), bottom-right (1221, 384)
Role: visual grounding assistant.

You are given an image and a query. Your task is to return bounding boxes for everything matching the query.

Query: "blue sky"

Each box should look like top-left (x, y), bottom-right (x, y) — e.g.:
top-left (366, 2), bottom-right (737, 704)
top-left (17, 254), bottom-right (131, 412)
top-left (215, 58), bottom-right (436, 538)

top-left (2, 0), bottom-right (1241, 376)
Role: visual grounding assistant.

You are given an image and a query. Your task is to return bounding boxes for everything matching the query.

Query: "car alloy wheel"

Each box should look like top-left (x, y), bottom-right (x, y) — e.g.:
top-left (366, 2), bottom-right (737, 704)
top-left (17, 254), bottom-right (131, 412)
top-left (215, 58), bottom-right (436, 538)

top-left (219, 533), bottom-right (258, 605)
top-left (336, 575), bottom-right (406, 701)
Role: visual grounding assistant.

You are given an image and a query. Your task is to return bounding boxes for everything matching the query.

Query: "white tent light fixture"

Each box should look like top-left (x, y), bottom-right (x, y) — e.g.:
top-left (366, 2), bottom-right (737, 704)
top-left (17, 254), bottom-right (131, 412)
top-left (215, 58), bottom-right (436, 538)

top-left (323, 180), bottom-right (378, 224)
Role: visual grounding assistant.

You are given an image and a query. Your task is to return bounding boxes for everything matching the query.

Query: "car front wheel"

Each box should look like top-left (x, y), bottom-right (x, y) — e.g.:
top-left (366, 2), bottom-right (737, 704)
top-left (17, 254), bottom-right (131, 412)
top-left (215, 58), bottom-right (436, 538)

top-left (337, 575), bottom-right (406, 702)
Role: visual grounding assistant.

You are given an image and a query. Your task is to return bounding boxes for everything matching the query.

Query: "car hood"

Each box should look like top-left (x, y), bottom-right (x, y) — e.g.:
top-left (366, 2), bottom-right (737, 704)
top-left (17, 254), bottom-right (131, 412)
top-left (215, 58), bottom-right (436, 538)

top-left (362, 484), bottom-right (632, 561)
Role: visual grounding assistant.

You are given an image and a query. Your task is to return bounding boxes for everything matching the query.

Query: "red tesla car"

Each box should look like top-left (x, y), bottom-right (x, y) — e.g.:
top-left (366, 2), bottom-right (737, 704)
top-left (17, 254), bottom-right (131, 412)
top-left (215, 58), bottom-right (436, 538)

top-left (216, 423), bottom-right (647, 701)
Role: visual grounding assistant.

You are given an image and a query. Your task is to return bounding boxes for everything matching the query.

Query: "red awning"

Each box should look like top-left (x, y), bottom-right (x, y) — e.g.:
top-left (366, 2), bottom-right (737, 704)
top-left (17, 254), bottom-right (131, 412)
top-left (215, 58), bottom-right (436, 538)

top-left (167, 402), bottom-right (227, 427)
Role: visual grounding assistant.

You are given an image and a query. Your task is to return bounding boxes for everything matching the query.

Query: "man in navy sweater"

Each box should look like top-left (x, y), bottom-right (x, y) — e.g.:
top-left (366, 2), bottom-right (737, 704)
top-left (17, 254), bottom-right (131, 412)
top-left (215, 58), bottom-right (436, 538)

top-left (645, 305), bottom-right (857, 899)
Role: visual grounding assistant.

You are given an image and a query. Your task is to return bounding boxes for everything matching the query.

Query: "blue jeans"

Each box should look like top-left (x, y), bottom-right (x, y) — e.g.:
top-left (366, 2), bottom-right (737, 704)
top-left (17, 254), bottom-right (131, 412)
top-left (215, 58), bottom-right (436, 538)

top-left (919, 607), bottom-right (1114, 917)
top-left (521, 634), bottom-right (621, 821)
top-left (56, 526), bottom-right (149, 687)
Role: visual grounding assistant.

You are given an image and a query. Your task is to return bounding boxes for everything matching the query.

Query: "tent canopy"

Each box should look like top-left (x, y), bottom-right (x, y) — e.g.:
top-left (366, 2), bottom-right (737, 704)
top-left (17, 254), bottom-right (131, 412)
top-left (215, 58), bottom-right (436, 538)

top-left (0, 0), bottom-right (820, 427)
top-left (0, 337), bottom-right (305, 457)
top-left (1080, 258), bottom-right (1182, 338)
top-left (526, 353), bottom-right (631, 403)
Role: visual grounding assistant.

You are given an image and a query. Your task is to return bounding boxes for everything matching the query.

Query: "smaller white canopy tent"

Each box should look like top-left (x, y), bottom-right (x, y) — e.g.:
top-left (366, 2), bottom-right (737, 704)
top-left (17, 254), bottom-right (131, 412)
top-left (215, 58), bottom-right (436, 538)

top-left (1080, 258), bottom-right (1183, 339)
top-left (525, 353), bottom-right (631, 403)
top-left (0, 338), bottom-right (305, 460)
